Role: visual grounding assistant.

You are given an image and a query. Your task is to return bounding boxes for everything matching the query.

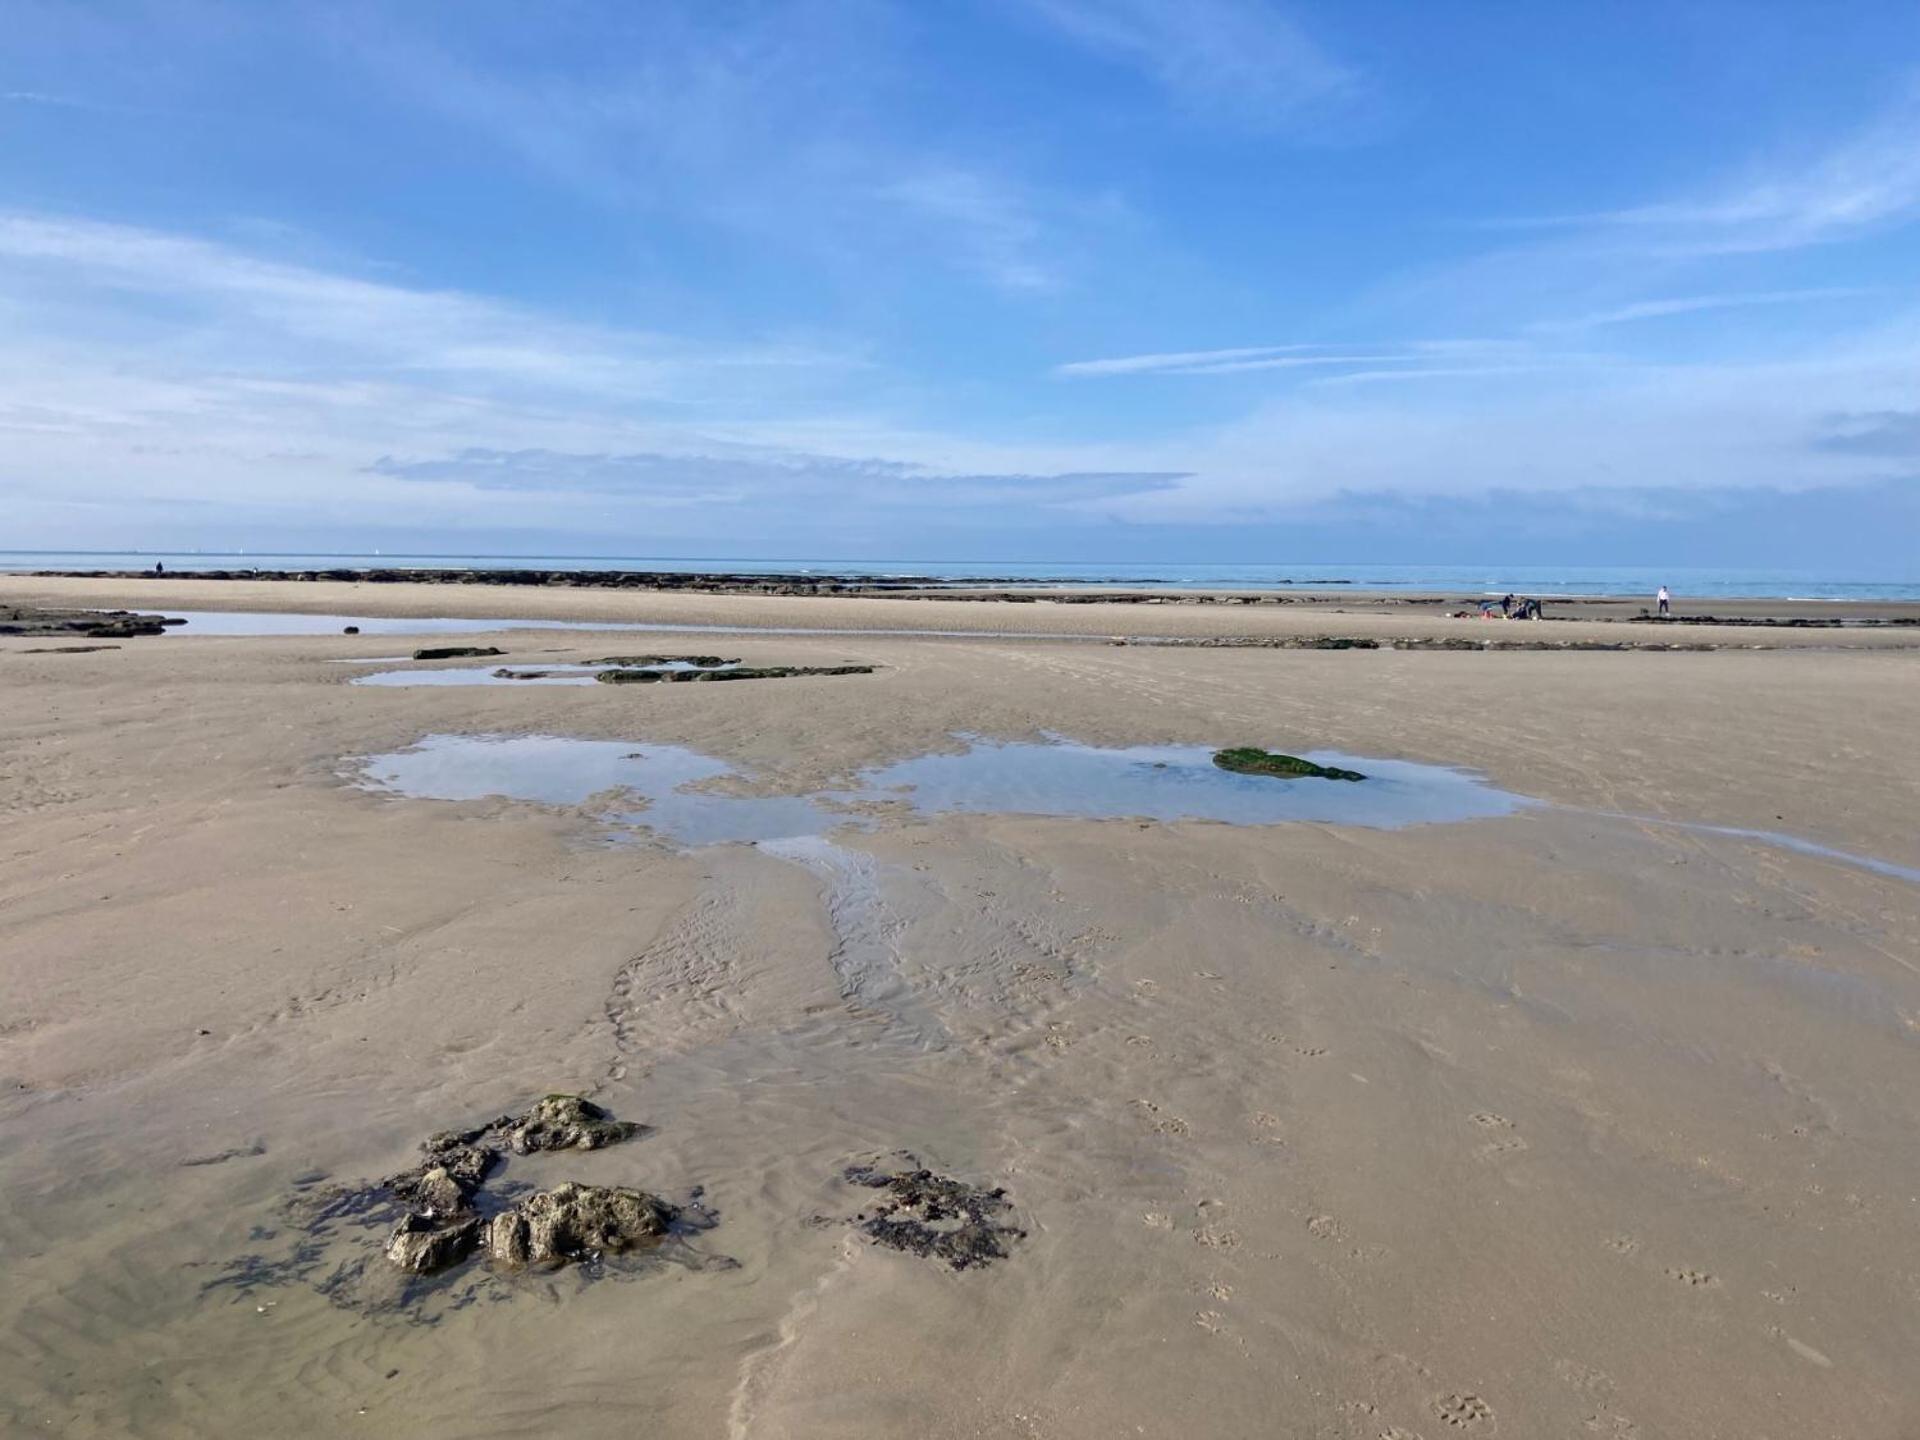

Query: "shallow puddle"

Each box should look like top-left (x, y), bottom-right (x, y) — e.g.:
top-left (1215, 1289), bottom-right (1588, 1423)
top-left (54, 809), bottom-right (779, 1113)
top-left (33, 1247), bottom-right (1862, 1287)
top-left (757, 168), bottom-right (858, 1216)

top-left (140, 609), bottom-right (1090, 640)
top-left (351, 661), bottom-right (728, 688)
top-left (352, 735), bottom-right (838, 846)
top-left (850, 736), bottom-right (1529, 829)
top-left (346, 732), bottom-right (1919, 887)
top-left (349, 732), bottom-right (1527, 841)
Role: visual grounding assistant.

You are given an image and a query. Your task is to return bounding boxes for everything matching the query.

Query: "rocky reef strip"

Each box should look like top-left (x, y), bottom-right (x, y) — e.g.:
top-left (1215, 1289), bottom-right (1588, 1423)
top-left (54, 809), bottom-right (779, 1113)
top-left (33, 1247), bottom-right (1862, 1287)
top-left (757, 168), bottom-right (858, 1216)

top-left (595, 664), bottom-right (876, 684)
top-left (1, 604), bottom-right (185, 638)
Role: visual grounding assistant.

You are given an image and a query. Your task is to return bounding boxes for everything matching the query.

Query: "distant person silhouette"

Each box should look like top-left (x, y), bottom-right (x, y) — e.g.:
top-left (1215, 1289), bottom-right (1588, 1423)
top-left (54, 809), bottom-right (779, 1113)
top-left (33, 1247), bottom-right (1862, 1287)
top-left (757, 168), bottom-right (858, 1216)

top-left (1656, 584), bottom-right (1670, 618)
top-left (155, 561), bottom-right (164, 575)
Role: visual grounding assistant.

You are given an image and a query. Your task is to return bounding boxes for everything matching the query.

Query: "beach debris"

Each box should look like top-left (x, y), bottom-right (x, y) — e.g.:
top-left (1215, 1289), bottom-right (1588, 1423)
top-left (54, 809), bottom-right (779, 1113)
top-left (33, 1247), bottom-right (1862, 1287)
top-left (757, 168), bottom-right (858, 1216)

top-left (1212, 748), bottom-right (1366, 782)
top-left (485, 1183), bottom-right (679, 1267)
top-left (596, 663), bottom-right (876, 684)
top-left (842, 1154), bottom-right (1025, 1270)
top-left (343, 625), bottom-right (360, 634)
top-left (411, 645), bottom-right (504, 660)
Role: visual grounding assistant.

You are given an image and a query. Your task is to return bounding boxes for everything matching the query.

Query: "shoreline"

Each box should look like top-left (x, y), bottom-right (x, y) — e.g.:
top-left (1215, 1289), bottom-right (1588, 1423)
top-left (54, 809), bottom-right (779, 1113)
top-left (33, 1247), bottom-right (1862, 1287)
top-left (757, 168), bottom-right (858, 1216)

top-left (18, 564), bottom-right (1920, 618)
top-left (6, 574), bottom-right (1920, 651)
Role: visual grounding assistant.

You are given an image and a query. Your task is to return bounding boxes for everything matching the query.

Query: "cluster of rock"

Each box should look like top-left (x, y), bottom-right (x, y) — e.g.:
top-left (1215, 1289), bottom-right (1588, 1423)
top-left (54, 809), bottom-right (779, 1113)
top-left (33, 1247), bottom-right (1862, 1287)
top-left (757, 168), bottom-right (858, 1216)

top-left (373, 1098), bottom-right (1024, 1283)
top-left (380, 1095), bottom-right (676, 1275)
top-left (595, 664), bottom-right (876, 685)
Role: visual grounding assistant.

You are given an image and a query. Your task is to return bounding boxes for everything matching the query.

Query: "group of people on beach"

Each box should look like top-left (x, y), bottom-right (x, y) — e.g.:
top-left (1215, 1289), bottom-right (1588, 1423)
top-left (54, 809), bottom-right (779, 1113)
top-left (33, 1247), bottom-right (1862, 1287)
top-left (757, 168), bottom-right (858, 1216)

top-left (1483, 593), bottom-right (1543, 620)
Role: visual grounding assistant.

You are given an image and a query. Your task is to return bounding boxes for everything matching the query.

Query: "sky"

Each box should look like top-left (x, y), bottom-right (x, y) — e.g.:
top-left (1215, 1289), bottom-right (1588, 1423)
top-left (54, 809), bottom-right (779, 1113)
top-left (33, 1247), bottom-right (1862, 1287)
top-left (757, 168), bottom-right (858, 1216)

top-left (2, 0), bottom-right (1918, 571)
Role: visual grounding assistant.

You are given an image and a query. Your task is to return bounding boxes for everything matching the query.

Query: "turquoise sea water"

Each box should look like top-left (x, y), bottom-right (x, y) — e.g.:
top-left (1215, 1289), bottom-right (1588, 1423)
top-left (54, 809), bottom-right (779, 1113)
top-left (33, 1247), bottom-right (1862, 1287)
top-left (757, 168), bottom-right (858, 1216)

top-left (3, 551), bottom-right (1916, 600)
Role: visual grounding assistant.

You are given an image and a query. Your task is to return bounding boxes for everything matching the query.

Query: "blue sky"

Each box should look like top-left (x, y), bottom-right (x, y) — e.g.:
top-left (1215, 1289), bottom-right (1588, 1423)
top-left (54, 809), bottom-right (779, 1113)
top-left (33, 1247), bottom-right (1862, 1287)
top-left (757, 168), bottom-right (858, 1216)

top-left (2, 0), bottom-right (1918, 569)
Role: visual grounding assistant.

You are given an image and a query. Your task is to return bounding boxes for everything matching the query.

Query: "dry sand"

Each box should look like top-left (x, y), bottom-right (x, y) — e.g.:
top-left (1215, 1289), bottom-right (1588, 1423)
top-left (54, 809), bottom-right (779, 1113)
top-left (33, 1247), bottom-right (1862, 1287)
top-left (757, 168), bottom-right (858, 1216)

top-left (1, 577), bottom-right (1917, 1439)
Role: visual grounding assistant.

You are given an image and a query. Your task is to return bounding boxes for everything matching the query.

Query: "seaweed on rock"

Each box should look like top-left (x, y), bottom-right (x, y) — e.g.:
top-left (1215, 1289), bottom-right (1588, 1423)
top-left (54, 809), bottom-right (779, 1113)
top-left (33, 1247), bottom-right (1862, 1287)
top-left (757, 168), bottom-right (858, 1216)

top-left (1212, 748), bottom-right (1366, 782)
top-left (842, 1154), bottom-right (1025, 1270)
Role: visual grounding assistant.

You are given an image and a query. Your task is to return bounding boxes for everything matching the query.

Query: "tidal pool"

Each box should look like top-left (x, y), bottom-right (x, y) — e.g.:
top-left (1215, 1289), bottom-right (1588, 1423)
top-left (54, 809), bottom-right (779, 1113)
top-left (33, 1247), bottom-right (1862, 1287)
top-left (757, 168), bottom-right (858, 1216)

top-left (349, 732), bottom-right (1528, 843)
top-left (345, 732), bottom-right (1919, 886)
top-left (140, 609), bottom-right (1089, 640)
top-left (350, 661), bottom-right (731, 688)
top-left (849, 737), bottom-right (1528, 829)
top-left (352, 734), bottom-right (836, 846)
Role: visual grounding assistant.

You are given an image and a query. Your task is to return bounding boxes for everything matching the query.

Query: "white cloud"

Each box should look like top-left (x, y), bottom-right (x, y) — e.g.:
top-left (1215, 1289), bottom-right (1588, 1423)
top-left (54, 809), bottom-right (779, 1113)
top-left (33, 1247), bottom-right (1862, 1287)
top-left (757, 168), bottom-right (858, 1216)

top-left (1016, 0), bottom-right (1360, 130)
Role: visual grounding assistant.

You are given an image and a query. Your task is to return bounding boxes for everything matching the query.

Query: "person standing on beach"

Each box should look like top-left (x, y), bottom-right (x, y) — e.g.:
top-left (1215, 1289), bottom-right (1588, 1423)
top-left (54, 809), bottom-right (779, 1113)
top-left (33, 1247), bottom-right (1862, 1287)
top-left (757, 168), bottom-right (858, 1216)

top-left (1656, 584), bottom-right (1670, 618)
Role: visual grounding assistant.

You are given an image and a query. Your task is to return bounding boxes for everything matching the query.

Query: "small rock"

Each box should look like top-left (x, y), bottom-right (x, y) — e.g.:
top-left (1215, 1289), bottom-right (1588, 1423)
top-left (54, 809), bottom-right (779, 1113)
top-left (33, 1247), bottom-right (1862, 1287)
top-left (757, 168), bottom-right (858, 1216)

top-left (506, 1095), bottom-right (641, 1154)
top-left (384, 1212), bottom-right (481, 1274)
top-left (488, 1182), bottom-right (678, 1266)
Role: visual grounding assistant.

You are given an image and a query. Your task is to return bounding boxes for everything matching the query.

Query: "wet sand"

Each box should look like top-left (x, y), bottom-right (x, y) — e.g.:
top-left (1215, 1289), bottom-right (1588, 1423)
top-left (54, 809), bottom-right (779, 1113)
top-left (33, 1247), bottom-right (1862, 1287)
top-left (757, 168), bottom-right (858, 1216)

top-left (2, 578), bottom-right (1918, 1438)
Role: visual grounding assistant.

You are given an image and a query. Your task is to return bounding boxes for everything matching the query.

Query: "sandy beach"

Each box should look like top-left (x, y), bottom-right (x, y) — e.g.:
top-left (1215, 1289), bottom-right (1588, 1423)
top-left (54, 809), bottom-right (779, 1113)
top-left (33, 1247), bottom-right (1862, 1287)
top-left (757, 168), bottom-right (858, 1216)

top-left (3, 576), bottom-right (1917, 1439)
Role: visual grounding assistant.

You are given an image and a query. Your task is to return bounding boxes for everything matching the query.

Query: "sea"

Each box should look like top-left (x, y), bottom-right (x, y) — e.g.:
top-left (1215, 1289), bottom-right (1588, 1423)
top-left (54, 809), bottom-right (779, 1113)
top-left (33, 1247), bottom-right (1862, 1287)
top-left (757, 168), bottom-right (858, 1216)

top-left (2, 552), bottom-right (1915, 601)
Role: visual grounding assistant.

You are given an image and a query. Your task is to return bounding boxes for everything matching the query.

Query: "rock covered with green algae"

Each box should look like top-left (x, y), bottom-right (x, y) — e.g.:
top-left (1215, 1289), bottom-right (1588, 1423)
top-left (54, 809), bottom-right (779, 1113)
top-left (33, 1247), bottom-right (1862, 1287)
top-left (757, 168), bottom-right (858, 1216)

top-left (486, 1182), bottom-right (680, 1267)
top-left (1211, 748), bottom-right (1366, 782)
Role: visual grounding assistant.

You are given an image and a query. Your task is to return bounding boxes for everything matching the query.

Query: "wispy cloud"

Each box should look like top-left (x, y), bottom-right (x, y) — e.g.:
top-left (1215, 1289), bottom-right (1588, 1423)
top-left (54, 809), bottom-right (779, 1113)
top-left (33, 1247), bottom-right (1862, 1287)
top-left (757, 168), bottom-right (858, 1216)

top-left (1537, 287), bottom-right (1873, 332)
top-left (1487, 84), bottom-right (1920, 254)
top-left (331, 3), bottom-right (1086, 297)
top-left (1015, 0), bottom-right (1361, 131)
top-left (1056, 344), bottom-right (1334, 376)
top-left (0, 212), bottom-right (848, 401)
top-left (1054, 340), bottom-right (1537, 379)
top-left (883, 170), bottom-right (1058, 292)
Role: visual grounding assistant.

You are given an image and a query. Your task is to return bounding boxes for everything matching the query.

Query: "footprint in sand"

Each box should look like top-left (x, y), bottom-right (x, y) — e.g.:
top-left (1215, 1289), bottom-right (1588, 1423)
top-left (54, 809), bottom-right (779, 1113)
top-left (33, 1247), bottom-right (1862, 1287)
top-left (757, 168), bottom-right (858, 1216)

top-left (1469, 1113), bottom-right (1512, 1129)
top-left (1603, 1235), bottom-right (1639, 1255)
top-left (1432, 1393), bottom-right (1494, 1430)
top-left (1475, 1135), bottom-right (1529, 1159)
top-left (1663, 1266), bottom-right (1720, 1288)
top-left (1132, 1099), bottom-right (1191, 1137)
top-left (1307, 1214), bottom-right (1350, 1243)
